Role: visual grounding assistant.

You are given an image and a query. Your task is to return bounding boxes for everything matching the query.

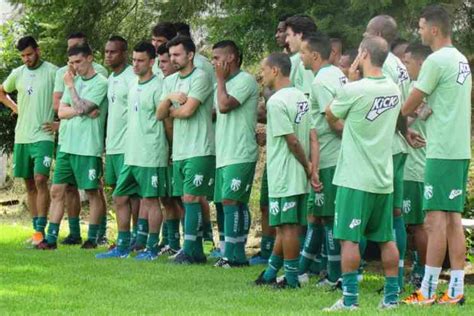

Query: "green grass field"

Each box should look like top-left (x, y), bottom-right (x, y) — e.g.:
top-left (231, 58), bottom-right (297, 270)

top-left (1, 224), bottom-right (472, 315)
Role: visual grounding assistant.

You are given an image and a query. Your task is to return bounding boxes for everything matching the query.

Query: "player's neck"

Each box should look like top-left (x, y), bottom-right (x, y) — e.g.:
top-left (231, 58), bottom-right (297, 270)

top-left (273, 77), bottom-right (291, 91)
top-left (430, 37), bottom-right (452, 52)
top-left (363, 64), bottom-right (383, 78)
top-left (139, 70), bottom-right (153, 83)
top-left (82, 66), bottom-right (96, 80)
top-left (179, 63), bottom-right (195, 77)
top-left (112, 63), bottom-right (127, 76)
top-left (313, 60), bottom-right (330, 74)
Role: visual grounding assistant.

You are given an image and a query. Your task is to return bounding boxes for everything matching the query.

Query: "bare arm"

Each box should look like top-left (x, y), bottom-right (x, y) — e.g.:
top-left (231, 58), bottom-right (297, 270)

top-left (157, 98), bottom-right (172, 120)
top-left (401, 88), bottom-right (425, 116)
top-left (310, 128), bottom-right (322, 191)
top-left (53, 91), bottom-right (62, 113)
top-left (325, 102), bottom-right (344, 136)
top-left (0, 85), bottom-right (18, 113)
top-left (58, 102), bottom-right (79, 119)
top-left (170, 97), bottom-right (201, 119)
top-left (284, 133), bottom-right (311, 178)
top-left (68, 86), bottom-right (98, 115)
top-left (216, 77), bottom-right (240, 113)
top-left (164, 117), bottom-right (174, 145)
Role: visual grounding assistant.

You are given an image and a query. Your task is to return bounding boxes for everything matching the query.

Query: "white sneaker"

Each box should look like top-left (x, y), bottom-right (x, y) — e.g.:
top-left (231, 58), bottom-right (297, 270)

top-left (168, 248), bottom-right (183, 260)
top-left (378, 300), bottom-right (398, 310)
top-left (323, 298), bottom-right (358, 312)
top-left (298, 273), bottom-right (310, 285)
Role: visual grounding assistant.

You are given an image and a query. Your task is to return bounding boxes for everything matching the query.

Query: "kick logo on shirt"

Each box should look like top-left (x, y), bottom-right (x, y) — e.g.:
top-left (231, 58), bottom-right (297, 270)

top-left (230, 178), bottom-right (241, 192)
top-left (295, 100), bottom-right (309, 124)
top-left (269, 201), bottom-right (280, 215)
top-left (42, 156), bottom-right (52, 168)
top-left (151, 175), bottom-right (158, 188)
top-left (402, 200), bottom-right (411, 214)
top-left (366, 95), bottom-right (399, 121)
top-left (457, 62), bottom-right (471, 85)
top-left (193, 174), bottom-right (204, 187)
top-left (88, 169), bottom-right (96, 181)
top-left (424, 184), bottom-right (433, 200)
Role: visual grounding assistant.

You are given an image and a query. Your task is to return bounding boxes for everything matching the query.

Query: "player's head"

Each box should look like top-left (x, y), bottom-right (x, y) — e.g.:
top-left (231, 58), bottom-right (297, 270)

top-left (261, 52), bottom-right (291, 89)
top-left (300, 33), bottom-right (331, 72)
top-left (404, 42), bottom-right (432, 80)
top-left (338, 48), bottom-right (358, 77)
top-left (358, 35), bottom-right (389, 70)
top-left (166, 35), bottom-right (196, 71)
top-left (391, 38), bottom-right (409, 60)
top-left (364, 15), bottom-right (398, 46)
top-left (329, 38), bottom-right (342, 65)
top-left (275, 14), bottom-right (291, 48)
top-left (16, 36), bottom-right (40, 68)
top-left (174, 22), bottom-right (191, 37)
top-left (67, 32), bottom-right (87, 49)
top-left (212, 40), bottom-right (242, 69)
top-left (285, 15), bottom-right (318, 53)
top-left (157, 43), bottom-right (175, 77)
top-left (151, 22), bottom-right (177, 50)
top-left (67, 44), bottom-right (93, 76)
top-left (104, 35), bottom-right (128, 69)
top-left (132, 41), bottom-right (156, 77)
top-left (418, 5), bottom-right (451, 46)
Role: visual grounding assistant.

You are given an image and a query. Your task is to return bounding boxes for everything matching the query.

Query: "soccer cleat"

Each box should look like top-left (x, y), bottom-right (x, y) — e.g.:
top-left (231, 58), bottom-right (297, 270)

top-left (135, 249), bottom-right (159, 261)
top-left (323, 298), bottom-right (359, 311)
top-left (249, 252), bottom-right (269, 265)
top-left (378, 300), bottom-right (399, 310)
top-left (159, 245), bottom-right (179, 256)
top-left (437, 292), bottom-right (465, 305)
top-left (214, 258), bottom-right (233, 268)
top-left (209, 247), bottom-right (222, 259)
top-left (80, 240), bottom-right (97, 249)
top-left (273, 277), bottom-right (300, 289)
top-left (254, 270), bottom-right (277, 286)
top-left (97, 236), bottom-right (109, 246)
top-left (168, 248), bottom-right (184, 260)
top-left (172, 251), bottom-right (195, 264)
top-left (35, 240), bottom-right (57, 250)
top-left (130, 243), bottom-right (146, 253)
top-left (61, 235), bottom-right (83, 245)
top-left (298, 273), bottom-right (310, 285)
top-left (193, 255), bottom-right (208, 264)
top-left (401, 289), bottom-right (436, 305)
top-left (316, 278), bottom-right (342, 290)
top-left (95, 247), bottom-right (130, 259)
top-left (31, 232), bottom-right (44, 246)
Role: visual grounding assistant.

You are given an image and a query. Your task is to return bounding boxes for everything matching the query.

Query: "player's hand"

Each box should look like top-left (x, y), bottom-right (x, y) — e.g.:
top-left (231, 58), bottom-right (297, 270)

top-left (348, 54), bottom-right (361, 81)
top-left (43, 121), bottom-right (59, 133)
top-left (415, 102), bottom-right (432, 121)
top-left (64, 70), bottom-right (75, 88)
top-left (406, 128), bottom-right (426, 148)
top-left (88, 109), bottom-right (100, 118)
top-left (256, 131), bottom-right (266, 146)
top-left (311, 172), bottom-right (323, 192)
top-left (215, 61), bottom-right (230, 81)
top-left (168, 92), bottom-right (187, 105)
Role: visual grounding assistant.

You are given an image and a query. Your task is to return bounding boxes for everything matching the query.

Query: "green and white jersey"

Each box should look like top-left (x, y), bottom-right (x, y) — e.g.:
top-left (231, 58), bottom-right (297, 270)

top-left (195, 53), bottom-right (216, 86)
top-left (55, 62), bottom-right (108, 145)
top-left (330, 76), bottom-right (401, 194)
top-left (266, 86), bottom-right (311, 198)
top-left (383, 52), bottom-right (410, 155)
top-left (2, 61), bottom-right (58, 144)
top-left (160, 67), bottom-right (215, 161)
top-left (60, 73), bottom-right (108, 157)
top-left (415, 46), bottom-right (471, 160)
top-left (106, 65), bottom-right (136, 155)
top-left (152, 60), bottom-right (164, 80)
top-left (290, 53), bottom-right (314, 97)
top-left (125, 75), bottom-right (168, 168)
top-left (215, 70), bottom-right (259, 168)
top-left (310, 64), bottom-right (347, 169)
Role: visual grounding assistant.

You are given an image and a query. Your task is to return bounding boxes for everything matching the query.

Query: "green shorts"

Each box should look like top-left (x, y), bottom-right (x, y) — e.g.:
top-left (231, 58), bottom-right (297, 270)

top-left (260, 167), bottom-right (269, 207)
top-left (308, 166), bottom-right (337, 217)
top-left (393, 153), bottom-right (407, 209)
top-left (334, 187), bottom-right (394, 243)
top-left (53, 151), bottom-right (102, 190)
top-left (269, 194), bottom-right (308, 227)
top-left (403, 181), bottom-right (425, 225)
top-left (105, 154), bottom-right (125, 186)
top-left (214, 162), bottom-right (256, 203)
top-left (423, 159), bottom-right (469, 213)
top-left (172, 156), bottom-right (215, 197)
top-left (113, 165), bottom-right (168, 198)
top-left (13, 141), bottom-right (54, 179)
top-left (165, 164), bottom-right (176, 197)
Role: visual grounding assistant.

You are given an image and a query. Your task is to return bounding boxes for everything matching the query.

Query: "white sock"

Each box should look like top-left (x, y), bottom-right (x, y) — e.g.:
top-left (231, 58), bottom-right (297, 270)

top-left (421, 265), bottom-right (442, 298)
top-left (448, 270), bottom-right (464, 297)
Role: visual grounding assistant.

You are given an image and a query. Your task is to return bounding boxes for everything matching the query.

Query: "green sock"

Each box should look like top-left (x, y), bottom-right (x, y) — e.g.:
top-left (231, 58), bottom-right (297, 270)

top-left (298, 232), bottom-right (306, 250)
top-left (167, 219), bottom-right (180, 250)
top-left (146, 233), bottom-right (160, 255)
top-left (234, 204), bottom-right (250, 263)
top-left (68, 217), bottom-right (81, 238)
top-left (36, 216), bottom-right (47, 235)
top-left (223, 204), bottom-right (239, 261)
top-left (203, 219), bottom-right (213, 242)
top-left (183, 202), bottom-right (201, 257)
top-left (394, 216), bottom-right (407, 289)
top-left (131, 224), bottom-right (138, 241)
top-left (216, 202), bottom-right (224, 249)
top-left (260, 235), bottom-right (275, 259)
top-left (98, 215), bottom-right (107, 239)
top-left (195, 232), bottom-right (204, 259)
top-left (161, 221), bottom-right (169, 246)
top-left (413, 253), bottom-right (425, 278)
top-left (299, 222), bottom-right (322, 274)
top-left (117, 231), bottom-right (131, 252)
top-left (32, 216), bottom-right (38, 231)
top-left (46, 222), bottom-right (60, 244)
top-left (284, 258), bottom-right (300, 287)
top-left (87, 224), bottom-right (99, 243)
top-left (325, 222), bottom-right (341, 282)
top-left (263, 254), bottom-right (283, 281)
top-left (383, 276), bottom-right (400, 304)
top-left (342, 271), bottom-right (359, 306)
top-left (136, 218), bottom-right (149, 247)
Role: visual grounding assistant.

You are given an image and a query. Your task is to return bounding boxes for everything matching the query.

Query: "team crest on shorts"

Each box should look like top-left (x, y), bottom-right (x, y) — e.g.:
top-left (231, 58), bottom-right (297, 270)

top-left (349, 219), bottom-right (361, 229)
top-left (402, 200), bottom-right (411, 214)
top-left (230, 178), bottom-right (241, 192)
top-left (193, 174), bottom-right (204, 187)
top-left (424, 184), bottom-right (433, 200)
top-left (151, 175), bottom-right (158, 188)
top-left (366, 95), bottom-right (399, 121)
top-left (457, 62), bottom-right (471, 85)
top-left (269, 201), bottom-right (280, 215)
top-left (208, 178), bottom-right (214, 186)
top-left (314, 193), bottom-right (324, 207)
top-left (88, 169), bottom-right (96, 181)
top-left (42, 156), bottom-right (52, 168)
top-left (282, 201), bottom-right (296, 212)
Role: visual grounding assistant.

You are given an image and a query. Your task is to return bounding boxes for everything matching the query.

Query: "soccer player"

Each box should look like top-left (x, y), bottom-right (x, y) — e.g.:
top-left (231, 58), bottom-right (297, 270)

top-left (299, 33), bottom-right (347, 286)
top-left (53, 32), bottom-right (109, 245)
top-left (151, 22), bottom-right (177, 77)
top-left (157, 36), bottom-right (215, 264)
top-left (254, 52), bottom-right (318, 288)
top-left (329, 38), bottom-right (343, 66)
top-left (211, 40), bottom-right (259, 268)
top-left (338, 49), bottom-right (357, 77)
top-left (401, 42), bottom-right (432, 288)
top-left (324, 36), bottom-right (401, 310)
top-left (37, 44), bottom-right (108, 250)
top-left (0, 36), bottom-right (58, 245)
top-left (275, 14), bottom-right (291, 53)
top-left (401, 5), bottom-right (471, 305)
top-left (392, 38), bottom-right (409, 61)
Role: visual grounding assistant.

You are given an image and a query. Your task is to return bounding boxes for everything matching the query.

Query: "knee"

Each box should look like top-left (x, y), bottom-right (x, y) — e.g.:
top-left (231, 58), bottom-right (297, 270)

top-left (113, 196), bottom-right (128, 208)
top-left (24, 179), bottom-right (37, 194)
top-left (34, 174), bottom-right (48, 188)
top-left (50, 185), bottom-right (65, 200)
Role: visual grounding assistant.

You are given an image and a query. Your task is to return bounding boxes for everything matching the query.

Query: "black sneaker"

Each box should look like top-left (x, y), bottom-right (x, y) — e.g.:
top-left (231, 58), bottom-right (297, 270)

top-left (81, 240), bottom-right (97, 249)
top-left (173, 251), bottom-right (195, 265)
top-left (214, 258), bottom-right (233, 268)
top-left (130, 243), bottom-right (146, 252)
top-left (97, 236), bottom-right (109, 246)
top-left (61, 235), bottom-right (82, 245)
top-left (254, 270), bottom-right (277, 286)
top-left (273, 277), bottom-right (300, 289)
top-left (193, 255), bottom-right (207, 264)
top-left (35, 240), bottom-right (57, 250)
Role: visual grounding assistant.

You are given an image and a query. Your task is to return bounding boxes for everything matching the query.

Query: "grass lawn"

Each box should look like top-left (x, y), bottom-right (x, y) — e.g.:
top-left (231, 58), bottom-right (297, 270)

top-left (1, 224), bottom-right (472, 315)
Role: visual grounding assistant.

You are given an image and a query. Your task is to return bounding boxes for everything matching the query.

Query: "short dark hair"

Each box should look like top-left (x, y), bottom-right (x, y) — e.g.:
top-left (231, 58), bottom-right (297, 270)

top-left (151, 22), bottom-right (177, 40)
top-left (302, 34), bottom-right (331, 60)
top-left (16, 36), bottom-right (38, 51)
top-left (391, 38), bottom-right (408, 51)
top-left (266, 52), bottom-right (291, 77)
top-left (405, 42), bottom-right (432, 61)
top-left (420, 4), bottom-right (451, 36)
top-left (156, 43), bottom-right (169, 56)
top-left (285, 15), bottom-right (317, 36)
top-left (278, 14), bottom-right (292, 23)
top-left (360, 36), bottom-right (389, 67)
top-left (343, 48), bottom-right (358, 64)
top-left (108, 35), bottom-right (128, 51)
top-left (67, 32), bottom-right (87, 41)
top-left (166, 35), bottom-right (196, 54)
top-left (174, 22), bottom-right (191, 37)
top-left (133, 41), bottom-right (156, 59)
top-left (67, 43), bottom-right (93, 57)
top-left (212, 40), bottom-right (242, 65)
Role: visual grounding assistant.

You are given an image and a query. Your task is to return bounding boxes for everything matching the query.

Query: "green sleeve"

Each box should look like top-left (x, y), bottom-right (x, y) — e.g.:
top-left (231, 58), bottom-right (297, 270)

top-left (61, 86), bottom-right (71, 105)
top-left (2, 68), bottom-right (18, 93)
top-left (330, 85), bottom-right (356, 119)
top-left (268, 99), bottom-right (294, 137)
top-left (93, 63), bottom-right (109, 77)
top-left (414, 58), bottom-right (440, 96)
top-left (188, 72), bottom-right (212, 103)
top-left (83, 79), bottom-right (107, 107)
top-left (314, 81), bottom-right (334, 113)
top-left (54, 68), bottom-right (65, 93)
top-left (159, 77), bottom-right (170, 102)
top-left (228, 76), bottom-right (255, 105)
top-left (153, 81), bottom-right (163, 110)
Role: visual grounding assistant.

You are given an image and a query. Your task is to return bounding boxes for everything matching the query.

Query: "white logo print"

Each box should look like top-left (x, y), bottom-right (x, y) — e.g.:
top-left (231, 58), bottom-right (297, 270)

top-left (208, 178), bottom-right (214, 186)
top-left (270, 201), bottom-right (280, 215)
top-left (245, 184), bottom-right (251, 192)
top-left (424, 185), bottom-right (433, 200)
top-left (295, 100), bottom-right (309, 124)
top-left (349, 219), bottom-right (361, 229)
top-left (282, 201), bottom-right (296, 212)
top-left (27, 86), bottom-right (34, 96)
top-left (402, 200), bottom-right (411, 214)
top-left (193, 174), bottom-right (204, 187)
top-left (42, 156), bottom-right (52, 168)
top-left (314, 193), bottom-right (324, 207)
top-left (366, 95), bottom-right (399, 121)
top-left (449, 189), bottom-right (462, 200)
top-left (339, 76), bottom-right (348, 86)
top-left (397, 66), bottom-right (409, 83)
top-left (457, 62), bottom-right (471, 85)
top-left (151, 175), bottom-right (158, 188)
top-left (230, 178), bottom-right (241, 192)
top-left (88, 169), bottom-right (97, 181)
